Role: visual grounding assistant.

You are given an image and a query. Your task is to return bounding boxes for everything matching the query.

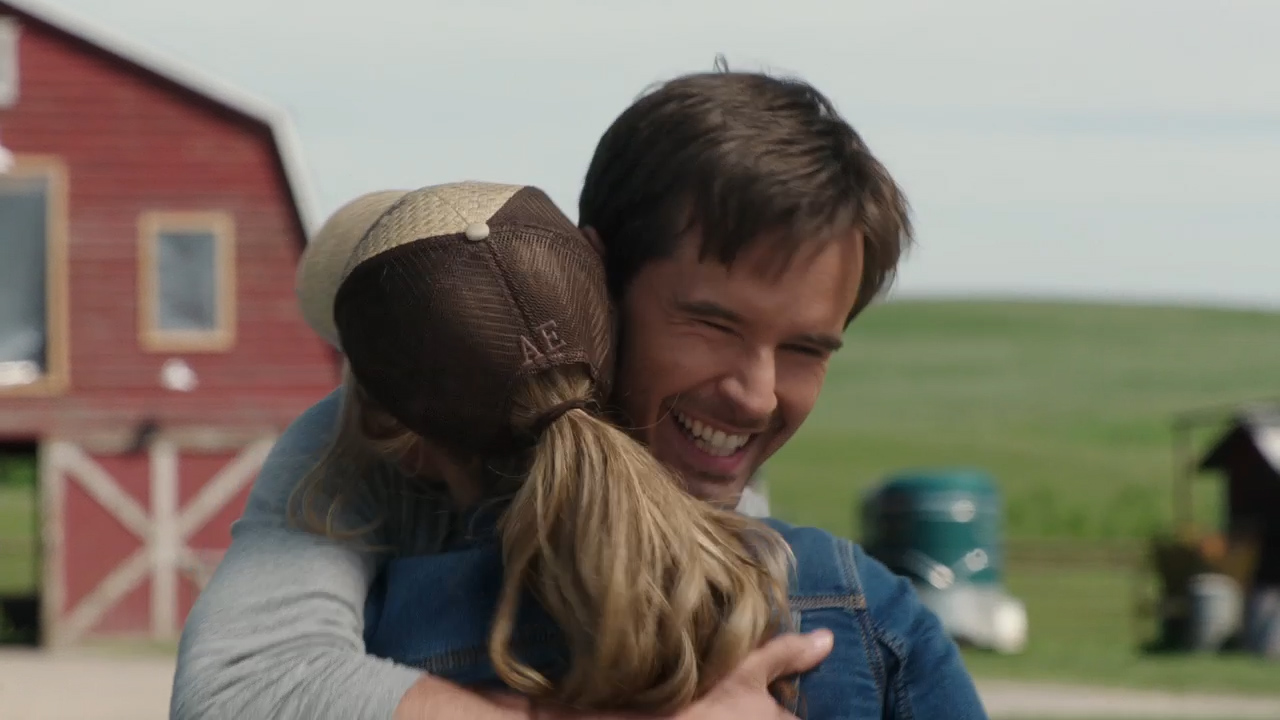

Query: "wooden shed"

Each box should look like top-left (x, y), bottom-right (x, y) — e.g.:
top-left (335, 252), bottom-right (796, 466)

top-left (1197, 407), bottom-right (1280, 590)
top-left (0, 0), bottom-right (339, 647)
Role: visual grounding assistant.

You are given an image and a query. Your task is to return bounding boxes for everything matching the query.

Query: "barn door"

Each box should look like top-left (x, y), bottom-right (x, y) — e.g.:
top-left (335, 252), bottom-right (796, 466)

top-left (40, 435), bottom-right (276, 647)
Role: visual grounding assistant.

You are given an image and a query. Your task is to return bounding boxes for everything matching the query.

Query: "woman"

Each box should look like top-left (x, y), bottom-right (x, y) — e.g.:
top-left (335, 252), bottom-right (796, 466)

top-left (292, 181), bottom-right (964, 719)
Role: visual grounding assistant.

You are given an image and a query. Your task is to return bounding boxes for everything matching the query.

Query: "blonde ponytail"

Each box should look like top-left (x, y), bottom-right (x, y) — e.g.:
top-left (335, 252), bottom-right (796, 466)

top-left (490, 370), bottom-right (794, 714)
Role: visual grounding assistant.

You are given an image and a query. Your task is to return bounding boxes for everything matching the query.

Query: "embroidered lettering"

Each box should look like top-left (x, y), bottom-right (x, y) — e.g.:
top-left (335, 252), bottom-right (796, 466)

top-left (519, 335), bottom-right (545, 365)
top-left (520, 321), bottom-right (567, 367)
top-left (537, 321), bottom-right (566, 354)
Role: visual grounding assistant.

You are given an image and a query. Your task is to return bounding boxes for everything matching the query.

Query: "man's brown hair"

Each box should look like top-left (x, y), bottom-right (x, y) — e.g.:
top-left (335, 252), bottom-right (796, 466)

top-left (579, 62), bottom-right (912, 322)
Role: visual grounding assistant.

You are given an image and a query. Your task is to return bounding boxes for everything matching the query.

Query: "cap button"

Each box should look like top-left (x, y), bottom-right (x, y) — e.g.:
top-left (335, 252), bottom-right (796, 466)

top-left (464, 222), bottom-right (490, 242)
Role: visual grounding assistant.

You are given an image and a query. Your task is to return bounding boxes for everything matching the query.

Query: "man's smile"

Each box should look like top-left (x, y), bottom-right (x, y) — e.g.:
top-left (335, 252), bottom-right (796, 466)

top-left (673, 410), bottom-right (753, 457)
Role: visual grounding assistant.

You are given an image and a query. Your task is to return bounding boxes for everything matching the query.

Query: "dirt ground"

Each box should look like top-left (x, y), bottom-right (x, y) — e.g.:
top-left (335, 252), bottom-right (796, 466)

top-left (3, 649), bottom-right (1280, 720)
top-left (1, 649), bottom-right (174, 720)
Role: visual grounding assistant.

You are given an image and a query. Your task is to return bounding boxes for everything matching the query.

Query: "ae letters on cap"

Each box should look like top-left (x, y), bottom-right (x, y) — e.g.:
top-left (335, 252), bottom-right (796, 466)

top-left (520, 321), bottom-right (567, 367)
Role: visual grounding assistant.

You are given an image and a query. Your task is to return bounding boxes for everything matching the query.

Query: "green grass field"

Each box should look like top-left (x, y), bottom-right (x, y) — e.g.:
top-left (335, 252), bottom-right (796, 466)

top-left (960, 563), bottom-right (1280, 695)
top-left (2, 299), bottom-right (1279, 693)
top-left (767, 299), bottom-right (1280, 541)
top-left (0, 484), bottom-right (36, 596)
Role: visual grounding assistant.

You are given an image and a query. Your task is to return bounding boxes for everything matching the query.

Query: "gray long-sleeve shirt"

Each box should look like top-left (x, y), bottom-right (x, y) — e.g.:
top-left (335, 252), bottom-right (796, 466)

top-left (171, 389), bottom-right (423, 719)
top-left (170, 387), bottom-right (772, 720)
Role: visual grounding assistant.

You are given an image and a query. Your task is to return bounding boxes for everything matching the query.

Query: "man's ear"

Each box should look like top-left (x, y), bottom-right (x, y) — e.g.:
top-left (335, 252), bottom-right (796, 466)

top-left (582, 226), bottom-right (605, 257)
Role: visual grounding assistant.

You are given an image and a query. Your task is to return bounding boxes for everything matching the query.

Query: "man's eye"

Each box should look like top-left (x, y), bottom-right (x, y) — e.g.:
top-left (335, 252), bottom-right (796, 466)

top-left (700, 320), bottom-right (734, 334)
top-left (786, 345), bottom-right (827, 359)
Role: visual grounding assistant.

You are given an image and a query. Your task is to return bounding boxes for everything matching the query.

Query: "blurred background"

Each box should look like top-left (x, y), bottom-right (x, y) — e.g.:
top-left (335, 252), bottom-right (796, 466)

top-left (1, 1), bottom-right (1278, 718)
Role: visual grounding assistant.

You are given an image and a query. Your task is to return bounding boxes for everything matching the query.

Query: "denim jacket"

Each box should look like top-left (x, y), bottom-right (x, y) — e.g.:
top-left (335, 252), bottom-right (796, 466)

top-left (364, 517), bottom-right (989, 719)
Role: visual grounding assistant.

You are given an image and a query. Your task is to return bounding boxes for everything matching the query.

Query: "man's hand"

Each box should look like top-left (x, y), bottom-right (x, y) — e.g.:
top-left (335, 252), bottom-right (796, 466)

top-left (677, 630), bottom-right (834, 720)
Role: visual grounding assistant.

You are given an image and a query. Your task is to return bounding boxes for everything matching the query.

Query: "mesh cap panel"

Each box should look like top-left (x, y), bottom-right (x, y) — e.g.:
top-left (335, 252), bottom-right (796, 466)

top-left (333, 184), bottom-right (613, 454)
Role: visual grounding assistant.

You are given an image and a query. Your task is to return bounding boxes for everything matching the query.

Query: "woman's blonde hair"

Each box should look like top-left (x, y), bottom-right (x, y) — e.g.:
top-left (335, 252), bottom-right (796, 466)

top-left (291, 364), bottom-right (795, 714)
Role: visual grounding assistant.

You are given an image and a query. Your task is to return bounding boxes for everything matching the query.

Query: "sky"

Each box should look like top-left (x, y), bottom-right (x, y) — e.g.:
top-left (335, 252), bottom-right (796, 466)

top-left (33, 0), bottom-right (1280, 308)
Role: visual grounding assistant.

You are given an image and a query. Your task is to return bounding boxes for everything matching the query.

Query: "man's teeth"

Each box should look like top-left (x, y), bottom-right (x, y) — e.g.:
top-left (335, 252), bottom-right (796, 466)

top-left (674, 411), bottom-right (750, 457)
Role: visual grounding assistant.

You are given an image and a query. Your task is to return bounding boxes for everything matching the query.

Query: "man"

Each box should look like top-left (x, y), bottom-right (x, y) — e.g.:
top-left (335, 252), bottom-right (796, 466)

top-left (171, 68), bottom-right (985, 719)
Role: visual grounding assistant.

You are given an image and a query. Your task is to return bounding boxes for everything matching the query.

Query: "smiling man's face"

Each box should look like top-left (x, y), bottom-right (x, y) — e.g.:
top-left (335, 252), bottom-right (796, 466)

top-left (612, 228), bottom-right (864, 506)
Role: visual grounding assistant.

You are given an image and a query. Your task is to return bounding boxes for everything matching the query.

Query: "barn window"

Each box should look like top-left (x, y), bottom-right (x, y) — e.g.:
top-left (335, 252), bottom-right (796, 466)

top-left (0, 157), bottom-right (69, 396)
top-left (0, 16), bottom-right (18, 108)
top-left (138, 211), bottom-right (236, 352)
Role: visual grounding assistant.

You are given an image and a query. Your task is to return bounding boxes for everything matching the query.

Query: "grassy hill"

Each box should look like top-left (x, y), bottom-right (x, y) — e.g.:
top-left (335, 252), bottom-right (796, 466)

top-left (767, 299), bottom-right (1280, 543)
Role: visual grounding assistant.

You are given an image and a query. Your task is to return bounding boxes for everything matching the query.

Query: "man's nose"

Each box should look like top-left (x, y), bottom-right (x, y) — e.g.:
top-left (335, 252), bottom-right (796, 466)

top-left (719, 349), bottom-right (778, 424)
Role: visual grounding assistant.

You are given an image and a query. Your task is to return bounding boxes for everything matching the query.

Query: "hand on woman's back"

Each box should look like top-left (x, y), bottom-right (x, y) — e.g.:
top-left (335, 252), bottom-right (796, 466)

top-left (676, 631), bottom-right (834, 720)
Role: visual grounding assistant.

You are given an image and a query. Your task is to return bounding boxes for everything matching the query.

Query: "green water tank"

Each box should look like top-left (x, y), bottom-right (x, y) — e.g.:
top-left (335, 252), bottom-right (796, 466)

top-left (861, 468), bottom-right (1005, 589)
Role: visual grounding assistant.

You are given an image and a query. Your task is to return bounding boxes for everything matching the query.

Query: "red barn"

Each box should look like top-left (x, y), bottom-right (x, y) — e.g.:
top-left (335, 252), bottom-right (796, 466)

top-left (0, 0), bottom-right (340, 647)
